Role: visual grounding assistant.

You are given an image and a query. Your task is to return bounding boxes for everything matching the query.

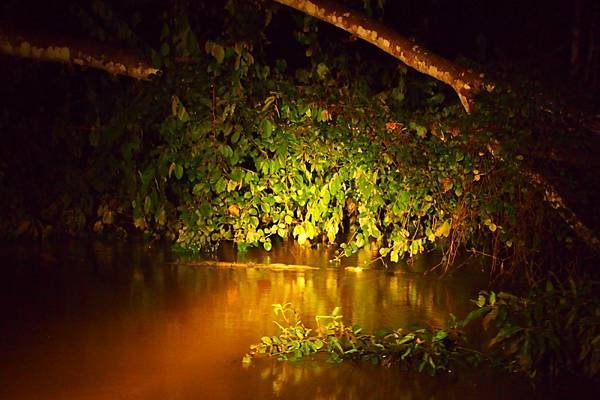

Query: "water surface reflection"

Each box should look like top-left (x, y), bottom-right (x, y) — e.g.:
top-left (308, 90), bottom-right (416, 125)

top-left (0, 240), bottom-right (594, 399)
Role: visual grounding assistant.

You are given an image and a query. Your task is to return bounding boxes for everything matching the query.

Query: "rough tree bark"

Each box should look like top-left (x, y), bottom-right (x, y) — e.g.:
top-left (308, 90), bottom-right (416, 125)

top-left (0, 26), bottom-right (158, 80)
top-left (274, 0), bottom-right (494, 113)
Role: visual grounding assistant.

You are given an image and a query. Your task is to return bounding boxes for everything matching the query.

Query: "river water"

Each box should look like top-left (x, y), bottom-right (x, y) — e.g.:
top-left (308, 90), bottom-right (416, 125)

top-left (0, 239), bottom-right (597, 399)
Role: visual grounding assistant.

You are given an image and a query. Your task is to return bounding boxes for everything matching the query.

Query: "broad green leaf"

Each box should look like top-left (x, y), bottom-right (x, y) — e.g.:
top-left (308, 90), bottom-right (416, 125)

top-left (214, 177), bottom-right (226, 193)
top-left (312, 339), bottom-right (324, 350)
top-left (489, 326), bottom-right (523, 347)
top-left (426, 227), bottom-right (435, 242)
top-left (433, 330), bottom-right (448, 342)
top-left (462, 306), bottom-right (491, 327)
top-left (261, 118), bottom-right (274, 139)
top-left (231, 130), bottom-right (240, 144)
top-left (174, 164), bottom-right (184, 180)
top-left (398, 333), bottom-right (415, 344)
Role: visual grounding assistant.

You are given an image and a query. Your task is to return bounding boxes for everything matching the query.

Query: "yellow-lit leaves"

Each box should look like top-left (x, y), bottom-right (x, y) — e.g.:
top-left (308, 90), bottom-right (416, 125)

top-left (205, 40), bottom-right (225, 63)
top-left (409, 121), bottom-right (428, 138)
top-left (171, 96), bottom-right (189, 122)
top-left (484, 218), bottom-right (498, 232)
top-left (293, 221), bottom-right (318, 246)
top-left (316, 62), bottom-right (329, 79)
top-left (228, 204), bottom-right (241, 217)
top-left (434, 220), bottom-right (451, 238)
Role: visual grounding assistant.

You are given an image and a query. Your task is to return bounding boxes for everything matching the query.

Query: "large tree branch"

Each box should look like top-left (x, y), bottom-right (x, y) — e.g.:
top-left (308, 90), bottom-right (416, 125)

top-left (523, 169), bottom-right (600, 252)
top-left (274, 0), bottom-right (494, 112)
top-left (0, 26), bottom-right (158, 80)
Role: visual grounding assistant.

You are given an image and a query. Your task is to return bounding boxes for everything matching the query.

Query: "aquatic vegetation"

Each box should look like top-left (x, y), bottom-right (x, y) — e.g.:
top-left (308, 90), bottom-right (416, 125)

top-left (244, 302), bottom-right (481, 376)
top-left (247, 281), bottom-right (600, 381)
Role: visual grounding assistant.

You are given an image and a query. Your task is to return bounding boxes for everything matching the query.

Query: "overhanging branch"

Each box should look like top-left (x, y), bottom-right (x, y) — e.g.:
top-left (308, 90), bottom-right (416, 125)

top-left (274, 0), bottom-right (494, 112)
top-left (0, 26), bottom-right (158, 80)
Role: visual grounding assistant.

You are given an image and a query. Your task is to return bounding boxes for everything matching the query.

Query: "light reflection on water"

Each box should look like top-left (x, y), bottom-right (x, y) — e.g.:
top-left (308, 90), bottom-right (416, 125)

top-left (0, 240), bottom-right (594, 399)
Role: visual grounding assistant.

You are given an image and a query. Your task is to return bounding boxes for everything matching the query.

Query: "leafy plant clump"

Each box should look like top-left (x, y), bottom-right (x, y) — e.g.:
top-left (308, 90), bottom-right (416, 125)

top-left (79, 35), bottom-right (532, 272)
top-left (463, 277), bottom-right (600, 379)
top-left (243, 302), bottom-right (481, 376)
top-left (247, 281), bottom-right (600, 381)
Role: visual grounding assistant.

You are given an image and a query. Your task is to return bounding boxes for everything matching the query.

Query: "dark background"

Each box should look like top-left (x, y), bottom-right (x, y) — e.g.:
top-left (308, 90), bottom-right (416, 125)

top-left (0, 0), bottom-right (578, 65)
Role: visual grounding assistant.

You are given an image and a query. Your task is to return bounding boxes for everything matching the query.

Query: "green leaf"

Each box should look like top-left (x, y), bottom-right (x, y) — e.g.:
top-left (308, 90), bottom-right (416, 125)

top-left (261, 336), bottom-right (273, 346)
top-left (316, 63), bottom-right (329, 79)
top-left (261, 118), bottom-right (274, 139)
top-left (174, 164), bottom-right (184, 180)
top-left (398, 333), bottom-right (415, 344)
top-left (490, 326), bottom-right (523, 347)
top-left (433, 330), bottom-right (448, 342)
top-left (462, 306), bottom-right (491, 326)
top-left (313, 339), bottom-right (324, 350)
top-left (231, 130), bottom-right (240, 144)
top-left (489, 291), bottom-right (497, 306)
top-left (263, 240), bottom-right (272, 251)
top-left (214, 177), bottom-right (226, 193)
top-left (476, 294), bottom-right (486, 307)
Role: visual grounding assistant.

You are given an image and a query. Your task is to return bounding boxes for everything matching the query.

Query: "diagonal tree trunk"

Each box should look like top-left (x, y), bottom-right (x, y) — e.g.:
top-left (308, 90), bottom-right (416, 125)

top-left (523, 169), bottom-right (600, 252)
top-left (274, 0), bottom-right (494, 113)
top-left (0, 26), bottom-right (158, 80)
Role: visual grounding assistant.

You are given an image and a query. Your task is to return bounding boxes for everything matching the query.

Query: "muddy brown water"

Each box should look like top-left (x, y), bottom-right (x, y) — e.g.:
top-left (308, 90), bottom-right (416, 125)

top-left (0, 239), bottom-right (597, 399)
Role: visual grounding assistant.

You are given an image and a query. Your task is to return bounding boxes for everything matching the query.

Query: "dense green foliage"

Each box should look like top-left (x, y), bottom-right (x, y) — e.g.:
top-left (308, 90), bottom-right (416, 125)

top-left (99, 33), bottom-right (536, 270)
top-left (0, 0), bottom-right (595, 276)
top-left (465, 279), bottom-right (600, 379)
